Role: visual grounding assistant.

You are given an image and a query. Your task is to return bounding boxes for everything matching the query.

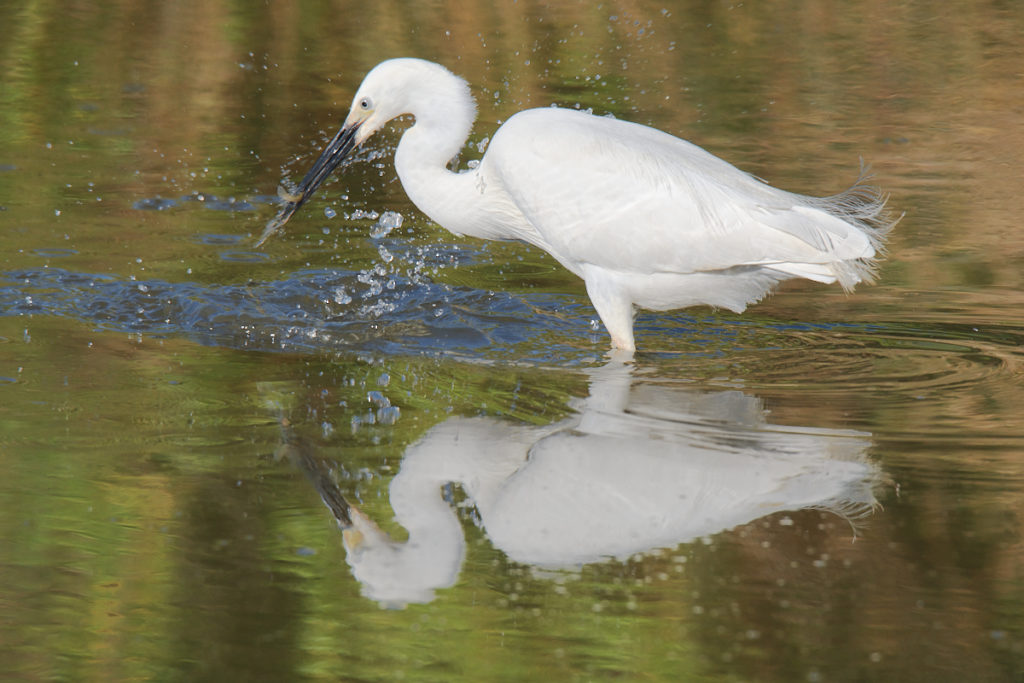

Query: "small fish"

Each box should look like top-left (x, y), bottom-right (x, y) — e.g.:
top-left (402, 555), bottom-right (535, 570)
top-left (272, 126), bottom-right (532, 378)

top-left (254, 186), bottom-right (304, 247)
top-left (256, 123), bottom-right (360, 248)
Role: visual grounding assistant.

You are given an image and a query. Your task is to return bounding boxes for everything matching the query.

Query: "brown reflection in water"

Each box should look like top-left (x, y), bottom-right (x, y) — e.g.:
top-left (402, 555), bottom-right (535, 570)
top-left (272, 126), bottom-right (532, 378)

top-left (4, 1), bottom-right (1022, 291)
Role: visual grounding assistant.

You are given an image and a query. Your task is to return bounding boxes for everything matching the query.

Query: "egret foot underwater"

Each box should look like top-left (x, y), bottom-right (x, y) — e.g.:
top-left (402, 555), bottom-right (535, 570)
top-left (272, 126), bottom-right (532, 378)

top-left (258, 58), bottom-right (899, 351)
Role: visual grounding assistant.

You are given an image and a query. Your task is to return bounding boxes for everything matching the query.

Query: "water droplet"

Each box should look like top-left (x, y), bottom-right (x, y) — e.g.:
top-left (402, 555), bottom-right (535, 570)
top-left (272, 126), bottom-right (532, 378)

top-left (350, 208), bottom-right (379, 221)
top-left (377, 406), bottom-right (400, 425)
top-left (370, 211), bottom-right (403, 239)
top-left (332, 287), bottom-right (352, 305)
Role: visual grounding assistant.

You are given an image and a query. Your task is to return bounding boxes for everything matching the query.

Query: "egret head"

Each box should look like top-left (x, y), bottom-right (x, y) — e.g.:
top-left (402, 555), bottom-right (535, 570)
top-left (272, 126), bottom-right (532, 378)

top-left (344, 59), bottom-right (456, 144)
top-left (256, 58), bottom-right (474, 247)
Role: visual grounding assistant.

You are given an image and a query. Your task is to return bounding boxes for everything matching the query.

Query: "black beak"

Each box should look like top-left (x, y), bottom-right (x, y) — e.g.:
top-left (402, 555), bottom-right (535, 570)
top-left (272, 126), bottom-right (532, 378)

top-left (256, 122), bottom-right (361, 247)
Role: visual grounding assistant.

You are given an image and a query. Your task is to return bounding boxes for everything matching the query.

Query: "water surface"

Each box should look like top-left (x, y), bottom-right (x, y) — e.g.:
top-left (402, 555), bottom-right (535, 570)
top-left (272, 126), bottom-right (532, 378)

top-left (2, 1), bottom-right (1023, 681)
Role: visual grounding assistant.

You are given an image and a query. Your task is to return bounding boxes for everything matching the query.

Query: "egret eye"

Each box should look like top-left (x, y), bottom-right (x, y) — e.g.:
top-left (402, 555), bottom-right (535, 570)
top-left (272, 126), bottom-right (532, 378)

top-left (359, 97), bottom-right (372, 110)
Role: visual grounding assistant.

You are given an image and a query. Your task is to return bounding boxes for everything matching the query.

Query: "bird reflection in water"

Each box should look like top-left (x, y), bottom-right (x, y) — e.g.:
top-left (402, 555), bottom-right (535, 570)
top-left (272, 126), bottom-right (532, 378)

top-left (273, 357), bottom-right (881, 608)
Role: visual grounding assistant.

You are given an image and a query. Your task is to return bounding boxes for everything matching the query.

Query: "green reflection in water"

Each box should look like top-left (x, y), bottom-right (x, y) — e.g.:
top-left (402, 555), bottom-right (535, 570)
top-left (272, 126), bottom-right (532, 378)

top-left (2, 0), bottom-right (1024, 681)
top-left (0, 314), bottom-right (585, 680)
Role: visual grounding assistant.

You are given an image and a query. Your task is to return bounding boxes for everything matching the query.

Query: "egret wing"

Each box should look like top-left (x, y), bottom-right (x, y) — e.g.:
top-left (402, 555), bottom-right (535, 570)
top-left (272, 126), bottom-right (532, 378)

top-left (484, 108), bottom-right (876, 280)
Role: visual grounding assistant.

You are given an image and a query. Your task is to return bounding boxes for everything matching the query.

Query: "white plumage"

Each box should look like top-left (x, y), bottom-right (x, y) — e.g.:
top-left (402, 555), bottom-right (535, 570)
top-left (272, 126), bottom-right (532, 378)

top-left (260, 58), bottom-right (898, 350)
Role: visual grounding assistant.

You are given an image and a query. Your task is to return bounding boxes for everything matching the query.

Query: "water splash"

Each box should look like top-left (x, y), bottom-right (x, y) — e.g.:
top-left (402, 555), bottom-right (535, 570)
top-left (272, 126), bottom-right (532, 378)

top-left (370, 211), bottom-right (403, 239)
top-left (0, 267), bottom-right (588, 360)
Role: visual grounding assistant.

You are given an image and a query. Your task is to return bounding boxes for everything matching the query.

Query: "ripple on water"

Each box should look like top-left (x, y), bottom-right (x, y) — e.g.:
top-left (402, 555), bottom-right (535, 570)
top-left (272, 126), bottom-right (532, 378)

top-left (191, 234), bottom-right (270, 263)
top-left (133, 197), bottom-right (178, 211)
top-left (630, 314), bottom-right (1021, 407)
top-left (204, 198), bottom-right (256, 212)
top-left (0, 267), bottom-right (589, 361)
top-left (32, 248), bottom-right (79, 258)
top-left (195, 234), bottom-right (244, 246)
top-left (178, 192), bottom-right (254, 211)
top-left (2, 267), bottom-right (1021, 383)
top-left (787, 328), bottom-right (1009, 402)
top-left (816, 325), bottom-right (1014, 394)
top-left (134, 194), bottom-right (259, 212)
top-left (219, 251), bottom-right (271, 263)
top-left (156, 432), bottom-right (250, 449)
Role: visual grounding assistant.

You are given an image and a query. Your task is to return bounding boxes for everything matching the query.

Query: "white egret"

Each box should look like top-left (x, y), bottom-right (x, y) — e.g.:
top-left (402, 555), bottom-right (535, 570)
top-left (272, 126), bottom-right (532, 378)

top-left (258, 58), bottom-right (898, 350)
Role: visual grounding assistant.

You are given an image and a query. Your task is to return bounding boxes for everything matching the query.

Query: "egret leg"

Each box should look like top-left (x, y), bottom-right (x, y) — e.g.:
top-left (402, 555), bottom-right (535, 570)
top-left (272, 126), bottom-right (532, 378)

top-left (582, 267), bottom-right (636, 351)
